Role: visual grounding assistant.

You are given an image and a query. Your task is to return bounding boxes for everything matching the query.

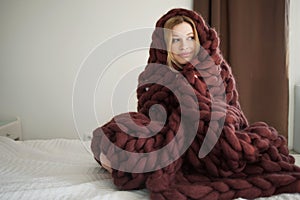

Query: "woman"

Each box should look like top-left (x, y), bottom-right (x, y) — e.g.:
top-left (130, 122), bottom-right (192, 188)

top-left (92, 8), bottom-right (300, 200)
top-left (98, 15), bottom-right (201, 173)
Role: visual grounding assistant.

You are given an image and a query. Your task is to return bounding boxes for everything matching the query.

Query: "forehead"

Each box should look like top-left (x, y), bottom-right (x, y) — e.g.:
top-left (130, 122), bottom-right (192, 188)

top-left (172, 22), bottom-right (193, 35)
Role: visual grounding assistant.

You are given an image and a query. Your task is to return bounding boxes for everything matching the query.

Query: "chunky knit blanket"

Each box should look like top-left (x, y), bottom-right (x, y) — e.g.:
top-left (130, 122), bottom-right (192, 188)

top-left (91, 8), bottom-right (300, 200)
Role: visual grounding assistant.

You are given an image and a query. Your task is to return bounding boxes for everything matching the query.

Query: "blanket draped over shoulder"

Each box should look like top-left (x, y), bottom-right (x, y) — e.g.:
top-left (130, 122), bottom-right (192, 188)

top-left (91, 8), bottom-right (300, 200)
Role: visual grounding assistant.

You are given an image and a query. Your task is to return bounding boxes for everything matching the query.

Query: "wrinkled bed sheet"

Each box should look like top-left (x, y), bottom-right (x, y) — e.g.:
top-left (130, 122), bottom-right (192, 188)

top-left (0, 136), bottom-right (299, 200)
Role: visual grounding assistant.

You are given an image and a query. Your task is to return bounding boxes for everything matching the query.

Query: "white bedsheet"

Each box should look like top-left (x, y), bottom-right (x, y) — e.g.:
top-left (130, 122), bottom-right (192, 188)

top-left (0, 136), bottom-right (299, 200)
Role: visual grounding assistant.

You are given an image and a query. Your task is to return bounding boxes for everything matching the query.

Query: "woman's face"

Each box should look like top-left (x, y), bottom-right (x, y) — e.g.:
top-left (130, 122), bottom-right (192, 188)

top-left (171, 22), bottom-right (196, 65)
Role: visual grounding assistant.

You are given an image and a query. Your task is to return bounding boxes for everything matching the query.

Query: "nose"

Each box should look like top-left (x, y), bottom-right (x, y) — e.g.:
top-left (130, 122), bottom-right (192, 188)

top-left (180, 40), bottom-right (189, 50)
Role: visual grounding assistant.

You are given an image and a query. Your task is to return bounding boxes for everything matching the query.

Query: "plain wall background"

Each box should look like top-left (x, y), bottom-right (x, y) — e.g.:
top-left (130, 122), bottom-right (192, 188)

top-left (1, 0), bottom-right (299, 149)
top-left (0, 0), bottom-right (193, 140)
top-left (289, 0), bottom-right (300, 149)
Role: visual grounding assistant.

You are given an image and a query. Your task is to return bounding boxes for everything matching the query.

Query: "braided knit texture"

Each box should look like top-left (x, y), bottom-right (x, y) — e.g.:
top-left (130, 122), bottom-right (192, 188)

top-left (91, 8), bottom-right (300, 200)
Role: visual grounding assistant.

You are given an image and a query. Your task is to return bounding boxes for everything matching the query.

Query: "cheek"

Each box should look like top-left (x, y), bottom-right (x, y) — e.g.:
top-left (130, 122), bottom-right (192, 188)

top-left (189, 41), bottom-right (196, 50)
top-left (171, 43), bottom-right (180, 53)
top-left (172, 53), bottom-right (186, 64)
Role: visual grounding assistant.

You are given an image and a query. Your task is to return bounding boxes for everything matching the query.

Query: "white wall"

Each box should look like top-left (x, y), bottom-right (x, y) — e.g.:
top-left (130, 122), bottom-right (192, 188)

top-left (0, 0), bottom-right (193, 140)
top-left (289, 0), bottom-right (300, 149)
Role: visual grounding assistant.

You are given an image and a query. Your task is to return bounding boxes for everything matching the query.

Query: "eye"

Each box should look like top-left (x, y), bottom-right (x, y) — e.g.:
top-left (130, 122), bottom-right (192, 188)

top-left (172, 38), bottom-right (180, 43)
top-left (187, 36), bottom-right (195, 41)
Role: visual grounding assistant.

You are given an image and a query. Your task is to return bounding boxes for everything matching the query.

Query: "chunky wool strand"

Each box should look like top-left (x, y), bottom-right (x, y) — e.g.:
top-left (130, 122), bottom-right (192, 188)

top-left (91, 8), bottom-right (300, 200)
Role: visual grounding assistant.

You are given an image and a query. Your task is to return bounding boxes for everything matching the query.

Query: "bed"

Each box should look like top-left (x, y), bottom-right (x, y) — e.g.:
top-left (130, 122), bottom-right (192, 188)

top-left (1, 136), bottom-right (300, 200)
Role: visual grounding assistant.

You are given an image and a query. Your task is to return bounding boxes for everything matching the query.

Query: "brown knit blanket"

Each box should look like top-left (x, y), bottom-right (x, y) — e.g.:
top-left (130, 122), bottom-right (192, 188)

top-left (91, 8), bottom-right (300, 200)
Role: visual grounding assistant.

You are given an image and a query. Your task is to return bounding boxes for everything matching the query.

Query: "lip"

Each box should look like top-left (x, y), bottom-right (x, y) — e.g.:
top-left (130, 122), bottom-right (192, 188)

top-left (179, 52), bottom-right (192, 58)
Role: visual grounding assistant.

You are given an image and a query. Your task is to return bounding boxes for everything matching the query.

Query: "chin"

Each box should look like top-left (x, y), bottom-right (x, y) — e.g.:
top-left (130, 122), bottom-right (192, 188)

top-left (178, 59), bottom-right (192, 65)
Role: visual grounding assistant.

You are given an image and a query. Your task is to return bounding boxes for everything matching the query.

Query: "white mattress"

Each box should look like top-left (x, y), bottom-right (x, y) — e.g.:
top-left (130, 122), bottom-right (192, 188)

top-left (0, 136), bottom-right (300, 200)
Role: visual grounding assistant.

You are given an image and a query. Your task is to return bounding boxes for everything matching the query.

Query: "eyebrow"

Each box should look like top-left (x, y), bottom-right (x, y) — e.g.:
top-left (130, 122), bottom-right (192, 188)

top-left (172, 32), bottom-right (194, 37)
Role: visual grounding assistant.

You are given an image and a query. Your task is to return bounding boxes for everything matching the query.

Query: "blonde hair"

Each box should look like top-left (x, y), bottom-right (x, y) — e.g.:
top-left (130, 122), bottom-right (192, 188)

top-left (164, 15), bottom-right (200, 69)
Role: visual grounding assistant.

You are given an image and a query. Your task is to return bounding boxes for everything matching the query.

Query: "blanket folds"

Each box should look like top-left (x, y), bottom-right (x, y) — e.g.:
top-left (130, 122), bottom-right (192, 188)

top-left (91, 8), bottom-right (300, 200)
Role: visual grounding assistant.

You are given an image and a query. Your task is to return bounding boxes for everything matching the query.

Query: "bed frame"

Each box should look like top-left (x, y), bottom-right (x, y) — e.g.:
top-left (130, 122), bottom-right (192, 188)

top-left (0, 117), bottom-right (22, 141)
